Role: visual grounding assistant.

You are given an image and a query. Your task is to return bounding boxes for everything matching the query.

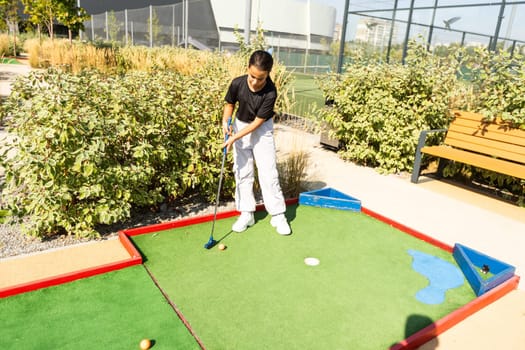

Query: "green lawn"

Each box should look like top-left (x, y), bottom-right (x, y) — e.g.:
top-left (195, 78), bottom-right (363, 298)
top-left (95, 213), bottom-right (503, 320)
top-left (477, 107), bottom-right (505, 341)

top-left (288, 72), bottom-right (325, 118)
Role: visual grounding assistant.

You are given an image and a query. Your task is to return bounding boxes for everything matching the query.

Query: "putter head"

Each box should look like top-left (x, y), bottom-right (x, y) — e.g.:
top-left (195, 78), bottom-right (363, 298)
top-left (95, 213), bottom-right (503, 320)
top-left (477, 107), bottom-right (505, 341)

top-left (204, 237), bottom-right (218, 249)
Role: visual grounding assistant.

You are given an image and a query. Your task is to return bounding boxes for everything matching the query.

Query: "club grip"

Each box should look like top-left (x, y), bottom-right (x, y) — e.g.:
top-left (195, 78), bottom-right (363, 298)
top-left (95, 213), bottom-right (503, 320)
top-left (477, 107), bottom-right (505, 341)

top-left (223, 117), bottom-right (232, 155)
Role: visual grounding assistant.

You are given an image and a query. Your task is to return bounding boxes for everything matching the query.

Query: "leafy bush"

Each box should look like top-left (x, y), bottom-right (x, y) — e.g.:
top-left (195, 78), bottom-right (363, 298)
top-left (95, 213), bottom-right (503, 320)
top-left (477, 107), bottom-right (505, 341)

top-left (0, 34), bottom-right (297, 238)
top-left (443, 47), bottom-right (525, 203)
top-left (0, 67), bottom-right (230, 238)
top-left (460, 47), bottom-right (525, 126)
top-left (317, 42), bottom-right (459, 173)
top-left (317, 42), bottom-right (524, 203)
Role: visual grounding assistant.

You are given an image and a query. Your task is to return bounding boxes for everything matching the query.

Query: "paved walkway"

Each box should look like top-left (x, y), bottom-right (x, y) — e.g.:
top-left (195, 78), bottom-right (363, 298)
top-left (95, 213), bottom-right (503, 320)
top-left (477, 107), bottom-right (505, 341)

top-left (0, 62), bottom-right (31, 96)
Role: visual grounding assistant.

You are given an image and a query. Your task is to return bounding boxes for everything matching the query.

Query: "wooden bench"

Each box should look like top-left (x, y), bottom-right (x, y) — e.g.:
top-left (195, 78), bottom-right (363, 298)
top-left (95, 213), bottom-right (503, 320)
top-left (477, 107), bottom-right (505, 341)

top-left (411, 110), bottom-right (525, 183)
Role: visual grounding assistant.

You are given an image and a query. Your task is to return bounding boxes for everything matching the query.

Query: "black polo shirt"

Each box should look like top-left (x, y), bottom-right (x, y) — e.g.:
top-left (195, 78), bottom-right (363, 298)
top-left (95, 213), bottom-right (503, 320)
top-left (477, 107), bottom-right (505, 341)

top-left (225, 75), bottom-right (277, 123)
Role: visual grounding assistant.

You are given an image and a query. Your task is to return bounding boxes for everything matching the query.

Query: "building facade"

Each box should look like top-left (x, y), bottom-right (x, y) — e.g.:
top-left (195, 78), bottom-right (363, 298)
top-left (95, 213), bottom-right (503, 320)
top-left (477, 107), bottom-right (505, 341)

top-left (82, 0), bottom-right (336, 54)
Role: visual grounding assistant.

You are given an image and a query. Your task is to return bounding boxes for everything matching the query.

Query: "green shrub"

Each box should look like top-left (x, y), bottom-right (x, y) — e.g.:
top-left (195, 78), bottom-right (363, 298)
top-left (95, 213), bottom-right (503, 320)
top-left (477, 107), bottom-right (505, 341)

top-left (317, 42), bottom-right (524, 203)
top-left (443, 47), bottom-right (525, 202)
top-left (317, 41), bottom-right (459, 173)
top-left (461, 47), bottom-right (525, 126)
top-left (0, 67), bottom-right (230, 238)
top-left (0, 44), bottom-right (295, 238)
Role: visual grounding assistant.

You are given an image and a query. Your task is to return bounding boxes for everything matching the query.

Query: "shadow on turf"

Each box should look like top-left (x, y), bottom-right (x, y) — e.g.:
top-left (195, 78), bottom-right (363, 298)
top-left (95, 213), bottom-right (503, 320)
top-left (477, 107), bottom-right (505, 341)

top-left (390, 314), bottom-right (438, 349)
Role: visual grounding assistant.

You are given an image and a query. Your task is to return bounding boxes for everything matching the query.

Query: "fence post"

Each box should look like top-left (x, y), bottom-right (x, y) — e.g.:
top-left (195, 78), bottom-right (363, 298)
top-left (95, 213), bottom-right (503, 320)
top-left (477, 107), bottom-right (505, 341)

top-left (490, 0), bottom-right (506, 51)
top-left (125, 9), bottom-right (128, 46)
top-left (337, 0), bottom-right (350, 74)
top-left (105, 11), bottom-right (109, 41)
top-left (386, 0), bottom-right (398, 63)
top-left (245, 0), bottom-right (252, 44)
top-left (149, 5), bottom-right (153, 47)
top-left (427, 0), bottom-right (438, 50)
top-left (77, 0), bottom-right (83, 40)
top-left (401, 0), bottom-right (415, 65)
top-left (172, 4), bottom-right (175, 46)
top-left (91, 16), bottom-right (94, 41)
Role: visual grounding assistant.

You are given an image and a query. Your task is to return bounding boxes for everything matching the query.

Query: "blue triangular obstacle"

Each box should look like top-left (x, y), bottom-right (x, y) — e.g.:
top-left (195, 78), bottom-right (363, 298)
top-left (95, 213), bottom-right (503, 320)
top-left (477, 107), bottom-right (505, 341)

top-left (299, 187), bottom-right (361, 211)
top-left (453, 243), bottom-right (515, 296)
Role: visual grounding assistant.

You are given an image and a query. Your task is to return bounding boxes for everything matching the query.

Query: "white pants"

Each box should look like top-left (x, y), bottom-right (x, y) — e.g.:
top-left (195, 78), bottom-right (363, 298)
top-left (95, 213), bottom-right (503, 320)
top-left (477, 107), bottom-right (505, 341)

top-left (233, 118), bottom-right (286, 216)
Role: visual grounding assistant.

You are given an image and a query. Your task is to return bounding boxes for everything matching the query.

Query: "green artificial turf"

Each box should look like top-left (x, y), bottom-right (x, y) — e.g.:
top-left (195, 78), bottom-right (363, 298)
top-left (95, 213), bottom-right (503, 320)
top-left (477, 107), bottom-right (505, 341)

top-left (131, 204), bottom-right (476, 350)
top-left (0, 265), bottom-right (200, 350)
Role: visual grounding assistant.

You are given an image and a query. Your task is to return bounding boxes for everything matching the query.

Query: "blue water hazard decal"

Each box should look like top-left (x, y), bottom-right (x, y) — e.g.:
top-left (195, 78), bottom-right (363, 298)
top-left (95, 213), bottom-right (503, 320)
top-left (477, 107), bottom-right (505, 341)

top-left (408, 249), bottom-right (465, 305)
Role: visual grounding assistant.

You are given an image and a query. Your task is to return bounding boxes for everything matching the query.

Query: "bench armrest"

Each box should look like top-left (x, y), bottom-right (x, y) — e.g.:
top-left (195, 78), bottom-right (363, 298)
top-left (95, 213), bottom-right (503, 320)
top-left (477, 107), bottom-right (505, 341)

top-left (416, 128), bottom-right (447, 150)
top-left (411, 128), bottom-right (447, 183)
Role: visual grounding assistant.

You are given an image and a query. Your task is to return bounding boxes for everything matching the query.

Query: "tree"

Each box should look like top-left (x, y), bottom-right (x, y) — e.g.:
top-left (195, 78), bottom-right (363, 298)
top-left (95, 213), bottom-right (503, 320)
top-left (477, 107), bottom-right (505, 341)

top-left (22, 0), bottom-right (55, 39)
top-left (145, 8), bottom-right (160, 46)
top-left (106, 11), bottom-right (120, 42)
top-left (22, 0), bottom-right (88, 41)
top-left (56, 0), bottom-right (89, 44)
top-left (0, 0), bottom-right (19, 56)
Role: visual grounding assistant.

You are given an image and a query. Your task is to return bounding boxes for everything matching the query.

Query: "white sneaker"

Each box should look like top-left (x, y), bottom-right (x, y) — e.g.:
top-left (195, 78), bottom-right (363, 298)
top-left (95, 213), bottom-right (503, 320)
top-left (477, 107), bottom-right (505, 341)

top-left (270, 214), bottom-right (291, 235)
top-left (232, 212), bottom-right (255, 232)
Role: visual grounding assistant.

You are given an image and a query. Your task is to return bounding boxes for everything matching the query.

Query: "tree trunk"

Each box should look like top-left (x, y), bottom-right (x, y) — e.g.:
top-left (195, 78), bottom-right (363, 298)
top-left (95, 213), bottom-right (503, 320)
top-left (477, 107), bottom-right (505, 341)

top-left (12, 31), bottom-right (16, 57)
top-left (8, 20), bottom-right (17, 57)
top-left (48, 10), bottom-right (54, 40)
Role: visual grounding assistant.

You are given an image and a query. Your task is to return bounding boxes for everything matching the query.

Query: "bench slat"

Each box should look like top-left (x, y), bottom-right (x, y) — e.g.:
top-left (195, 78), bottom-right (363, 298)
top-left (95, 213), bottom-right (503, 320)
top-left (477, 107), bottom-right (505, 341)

top-left (445, 131), bottom-right (525, 164)
top-left (451, 109), bottom-right (492, 122)
top-left (448, 122), bottom-right (525, 145)
top-left (421, 145), bottom-right (525, 179)
top-left (412, 110), bottom-right (525, 183)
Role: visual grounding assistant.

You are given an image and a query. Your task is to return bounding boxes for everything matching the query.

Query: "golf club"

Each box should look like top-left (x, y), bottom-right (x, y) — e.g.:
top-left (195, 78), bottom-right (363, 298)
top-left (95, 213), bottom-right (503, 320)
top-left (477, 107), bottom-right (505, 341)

top-left (204, 117), bottom-right (232, 249)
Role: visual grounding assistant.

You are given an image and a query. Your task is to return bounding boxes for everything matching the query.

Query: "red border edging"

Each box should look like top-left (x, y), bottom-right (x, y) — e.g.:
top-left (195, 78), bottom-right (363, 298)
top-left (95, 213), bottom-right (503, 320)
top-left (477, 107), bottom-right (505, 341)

top-left (389, 275), bottom-right (520, 350)
top-left (0, 256), bottom-right (141, 298)
top-left (359, 206), bottom-right (519, 349)
top-left (1, 196), bottom-right (518, 350)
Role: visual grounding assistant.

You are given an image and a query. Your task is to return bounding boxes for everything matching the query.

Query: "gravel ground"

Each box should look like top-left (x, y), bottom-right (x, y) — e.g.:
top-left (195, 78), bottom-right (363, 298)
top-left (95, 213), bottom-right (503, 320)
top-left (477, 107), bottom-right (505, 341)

top-left (0, 194), bottom-right (237, 259)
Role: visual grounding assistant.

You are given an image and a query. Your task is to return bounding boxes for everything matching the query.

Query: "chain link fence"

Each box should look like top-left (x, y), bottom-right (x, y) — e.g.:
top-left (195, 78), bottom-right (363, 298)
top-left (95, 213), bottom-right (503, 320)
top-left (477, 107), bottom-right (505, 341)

top-left (83, 1), bottom-right (219, 50)
top-left (82, 1), bottom-right (525, 67)
top-left (81, 1), bottom-right (336, 73)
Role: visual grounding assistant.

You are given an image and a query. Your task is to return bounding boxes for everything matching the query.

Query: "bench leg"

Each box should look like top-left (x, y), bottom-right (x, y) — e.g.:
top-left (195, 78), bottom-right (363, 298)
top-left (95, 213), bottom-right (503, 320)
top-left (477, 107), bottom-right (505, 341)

top-left (436, 158), bottom-right (448, 178)
top-left (411, 133), bottom-right (427, 183)
top-left (411, 152), bottom-right (423, 183)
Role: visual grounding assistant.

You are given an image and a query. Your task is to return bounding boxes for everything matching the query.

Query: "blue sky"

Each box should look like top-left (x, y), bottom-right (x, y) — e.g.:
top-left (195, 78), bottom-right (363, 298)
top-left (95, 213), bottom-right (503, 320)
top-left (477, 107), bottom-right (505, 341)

top-left (305, 0), bottom-right (525, 45)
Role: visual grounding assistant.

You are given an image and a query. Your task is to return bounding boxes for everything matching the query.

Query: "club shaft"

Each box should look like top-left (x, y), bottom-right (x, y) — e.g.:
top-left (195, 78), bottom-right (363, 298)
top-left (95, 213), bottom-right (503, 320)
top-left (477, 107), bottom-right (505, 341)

top-left (210, 148), bottom-right (227, 236)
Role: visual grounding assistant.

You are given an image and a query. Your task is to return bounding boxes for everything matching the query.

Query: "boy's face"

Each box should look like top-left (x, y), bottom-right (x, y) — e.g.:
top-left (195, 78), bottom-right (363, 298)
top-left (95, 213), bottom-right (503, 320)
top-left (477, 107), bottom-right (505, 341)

top-left (247, 65), bottom-right (269, 92)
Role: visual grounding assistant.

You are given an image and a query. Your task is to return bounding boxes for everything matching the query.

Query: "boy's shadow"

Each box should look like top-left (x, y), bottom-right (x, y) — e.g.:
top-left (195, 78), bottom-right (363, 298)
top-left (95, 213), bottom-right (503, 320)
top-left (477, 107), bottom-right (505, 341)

top-left (391, 314), bottom-right (438, 349)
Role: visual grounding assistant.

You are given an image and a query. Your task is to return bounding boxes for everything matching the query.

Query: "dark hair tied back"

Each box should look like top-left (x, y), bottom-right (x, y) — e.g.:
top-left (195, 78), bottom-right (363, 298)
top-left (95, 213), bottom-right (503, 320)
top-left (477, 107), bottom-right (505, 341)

top-left (249, 50), bottom-right (273, 72)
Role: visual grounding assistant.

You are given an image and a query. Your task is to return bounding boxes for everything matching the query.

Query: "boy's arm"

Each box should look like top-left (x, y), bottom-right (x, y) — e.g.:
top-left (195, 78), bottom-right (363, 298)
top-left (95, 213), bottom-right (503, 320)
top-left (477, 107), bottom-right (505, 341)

top-left (223, 103), bottom-right (235, 135)
top-left (223, 117), bottom-right (266, 152)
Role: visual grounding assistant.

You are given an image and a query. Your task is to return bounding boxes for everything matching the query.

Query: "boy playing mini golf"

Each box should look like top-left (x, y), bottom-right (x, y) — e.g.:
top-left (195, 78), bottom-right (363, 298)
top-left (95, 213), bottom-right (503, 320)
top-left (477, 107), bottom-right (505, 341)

top-left (222, 50), bottom-right (291, 235)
